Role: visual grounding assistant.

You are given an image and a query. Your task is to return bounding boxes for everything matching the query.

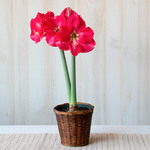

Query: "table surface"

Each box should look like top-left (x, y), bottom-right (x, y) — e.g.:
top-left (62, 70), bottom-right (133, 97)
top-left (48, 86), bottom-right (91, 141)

top-left (0, 125), bottom-right (150, 150)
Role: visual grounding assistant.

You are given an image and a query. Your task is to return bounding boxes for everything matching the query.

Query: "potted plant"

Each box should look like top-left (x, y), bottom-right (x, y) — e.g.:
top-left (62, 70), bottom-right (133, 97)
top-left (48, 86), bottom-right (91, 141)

top-left (30, 7), bottom-right (95, 147)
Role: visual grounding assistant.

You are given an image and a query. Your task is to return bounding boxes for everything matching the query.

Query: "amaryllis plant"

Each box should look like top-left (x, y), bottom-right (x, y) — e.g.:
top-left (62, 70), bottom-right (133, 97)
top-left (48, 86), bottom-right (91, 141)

top-left (30, 7), bottom-right (95, 110)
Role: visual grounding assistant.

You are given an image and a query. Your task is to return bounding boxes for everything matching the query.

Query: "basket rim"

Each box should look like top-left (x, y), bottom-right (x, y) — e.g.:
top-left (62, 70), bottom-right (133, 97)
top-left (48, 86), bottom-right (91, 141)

top-left (53, 102), bottom-right (94, 115)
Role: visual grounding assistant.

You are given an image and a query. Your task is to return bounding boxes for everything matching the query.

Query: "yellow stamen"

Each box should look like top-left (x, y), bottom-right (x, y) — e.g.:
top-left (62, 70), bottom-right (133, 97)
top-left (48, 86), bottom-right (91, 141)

top-left (35, 32), bottom-right (40, 35)
top-left (71, 31), bottom-right (78, 44)
top-left (54, 27), bottom-right (59, 33)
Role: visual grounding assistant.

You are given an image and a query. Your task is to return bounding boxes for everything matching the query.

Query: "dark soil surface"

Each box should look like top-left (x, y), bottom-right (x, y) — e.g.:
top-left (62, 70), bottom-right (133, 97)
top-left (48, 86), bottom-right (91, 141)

top-left (57, 106), bottom-right (89, 112)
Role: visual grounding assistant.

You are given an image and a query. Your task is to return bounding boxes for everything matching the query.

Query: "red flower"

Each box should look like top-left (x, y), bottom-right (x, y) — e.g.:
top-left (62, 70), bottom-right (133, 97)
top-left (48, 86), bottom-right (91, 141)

top-left (45, 7), bottom-right (77, 47)
top-left (30, 8), bottom-right (95, 56)
top-left (58, 14), bottom-right (95, 56)
top-left (30, 12), bottom-right (54, 43)
top-left (45, 16), bottom-right (62, 46)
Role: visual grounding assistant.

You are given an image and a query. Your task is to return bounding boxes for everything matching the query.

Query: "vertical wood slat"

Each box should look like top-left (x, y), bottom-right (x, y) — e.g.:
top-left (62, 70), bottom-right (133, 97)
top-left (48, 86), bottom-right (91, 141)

top-left (149, 0), bottom-right (150, 125)
top-left (80, 0), bottom-right (107, 125)
top-left (106, 0), bottom-right (121, 124)
top-left (13, 0), bottom-right (29, 124)
top-left (121, 0), bottom-right (149, 125)
top-left (136, 0), bottom-right (149, 125)
top-left (0, 0), bottom-right (15, 125)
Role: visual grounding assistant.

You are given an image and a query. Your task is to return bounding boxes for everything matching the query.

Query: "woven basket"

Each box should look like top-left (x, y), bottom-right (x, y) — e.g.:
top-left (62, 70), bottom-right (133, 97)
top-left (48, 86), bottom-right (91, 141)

top-left (54, 102), bottom-right (94, 147)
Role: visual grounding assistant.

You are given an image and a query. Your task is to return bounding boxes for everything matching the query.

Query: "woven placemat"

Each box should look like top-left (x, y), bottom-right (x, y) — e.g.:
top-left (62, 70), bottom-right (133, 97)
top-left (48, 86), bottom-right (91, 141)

top-left (0, 133), bottom-right (149, 150)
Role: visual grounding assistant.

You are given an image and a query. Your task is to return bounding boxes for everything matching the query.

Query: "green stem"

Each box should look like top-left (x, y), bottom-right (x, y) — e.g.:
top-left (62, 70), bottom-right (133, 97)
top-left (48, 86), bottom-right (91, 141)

top-left (70, 55), bottom-right (77, 105)
top-left (59, 49), bottom-right (71, 102)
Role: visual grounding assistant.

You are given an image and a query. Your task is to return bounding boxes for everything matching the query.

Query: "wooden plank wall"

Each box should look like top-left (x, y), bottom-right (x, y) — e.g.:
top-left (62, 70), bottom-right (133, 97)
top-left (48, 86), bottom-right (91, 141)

top-left (0, 0), bottom-right (149, 125)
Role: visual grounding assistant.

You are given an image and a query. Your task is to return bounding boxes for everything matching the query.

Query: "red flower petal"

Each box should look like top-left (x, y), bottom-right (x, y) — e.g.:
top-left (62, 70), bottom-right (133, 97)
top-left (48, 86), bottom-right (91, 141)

top-left (30, 31), bottom-right (44, 44)
top-left (59, 26), bottom-right (74, 41)
top-left (57, 34), bottom-right (70, 50)
top-left (70, 39), bottom-right (95, 56)
top-left (80, 39), bottom-right (96, 53)
top-left (60, 7), bottom-right (77, 20)
top-left (67, 14), bottom-right (86, 31)
top-left (58, 32), bottom-right (70, 43)
top-left (43, 19), bottom-right (55, 32)
top-left (46, 33), bottom-right (60, 46)
top-left (46, 35), bottom-right (55, 46)
top-left (45, 11), bottom-right (54, 18)
top-left (78, 35), bottom-right (93, 44)
top-left (58, 42), bottom-right (70, 50)
top-left (78, 27), bottom-right (94, 37)
top-left (78, 27), bottom-right (94, 44)
top-left (56, 26), bottom-right (74, 50)
top-left (36, 12), bottom-right (45, 20)
top-left (70, 41), bottom-right (82, 56)
top-left (30, 19), bottom-right (42, 31)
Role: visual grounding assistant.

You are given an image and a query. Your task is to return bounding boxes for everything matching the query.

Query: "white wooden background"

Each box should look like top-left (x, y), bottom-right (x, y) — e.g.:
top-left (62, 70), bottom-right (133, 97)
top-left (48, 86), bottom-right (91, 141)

top-left (0, 0), bottom-right (149, 125)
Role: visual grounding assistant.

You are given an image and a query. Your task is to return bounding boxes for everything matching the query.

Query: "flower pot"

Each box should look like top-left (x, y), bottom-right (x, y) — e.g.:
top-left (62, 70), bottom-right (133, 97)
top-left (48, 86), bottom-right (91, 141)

top-left (54, 102), bottom-right (94, 147)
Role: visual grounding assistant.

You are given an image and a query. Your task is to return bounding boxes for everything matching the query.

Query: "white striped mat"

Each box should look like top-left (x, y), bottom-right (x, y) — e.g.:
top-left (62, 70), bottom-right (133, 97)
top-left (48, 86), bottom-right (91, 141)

top-left (0, 133), bottom-right (150, 150)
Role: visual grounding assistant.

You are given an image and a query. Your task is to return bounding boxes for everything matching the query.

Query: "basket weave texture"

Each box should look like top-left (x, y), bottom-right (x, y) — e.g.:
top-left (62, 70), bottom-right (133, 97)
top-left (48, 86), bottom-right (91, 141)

top-left (54, 102), bottom-right (94, 147)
